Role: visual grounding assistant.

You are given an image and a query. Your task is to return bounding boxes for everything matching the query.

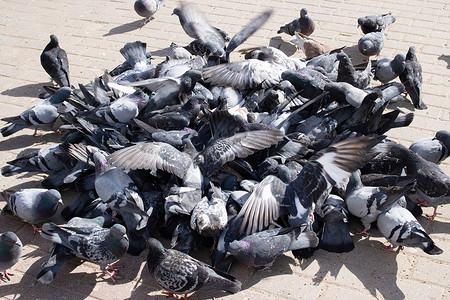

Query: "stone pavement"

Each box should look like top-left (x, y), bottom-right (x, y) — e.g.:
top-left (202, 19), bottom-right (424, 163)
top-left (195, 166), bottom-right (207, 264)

top-left (0, 0), bottom-right (449, 299)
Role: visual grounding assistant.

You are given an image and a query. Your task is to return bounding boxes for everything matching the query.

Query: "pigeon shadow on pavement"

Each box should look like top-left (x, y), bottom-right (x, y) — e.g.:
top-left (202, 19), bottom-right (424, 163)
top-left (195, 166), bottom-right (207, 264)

top-left (269, 36), bottom-right (298, 57)
top-left (0, 133), bottom-right (61, 152)
top-left (103, 20), bottom-right (145, 37)
top-left (1, 83), bottom-right (51, 99)
top-left (438, 54), bottom-right (450, 69)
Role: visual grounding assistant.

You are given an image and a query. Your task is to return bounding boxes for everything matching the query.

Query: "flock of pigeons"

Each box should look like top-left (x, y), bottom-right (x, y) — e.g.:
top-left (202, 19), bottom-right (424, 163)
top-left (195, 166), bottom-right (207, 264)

top-left (1, 1), bottom-right (449, 298)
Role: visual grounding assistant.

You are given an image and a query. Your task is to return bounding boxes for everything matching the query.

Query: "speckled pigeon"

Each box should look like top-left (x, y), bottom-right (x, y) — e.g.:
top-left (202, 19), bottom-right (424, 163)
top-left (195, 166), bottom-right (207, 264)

top-left (146, 237), bottom-right (241, 298)
top-left (40, 223), bottom-right (129, 281)
top-left (357, 12), bottom-right (396, 34)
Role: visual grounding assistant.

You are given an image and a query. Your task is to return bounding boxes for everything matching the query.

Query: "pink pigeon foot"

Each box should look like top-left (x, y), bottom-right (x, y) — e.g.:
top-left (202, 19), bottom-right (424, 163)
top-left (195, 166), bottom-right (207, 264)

top-left (0, 270), bottom-right (14, 282)
top-left (32, 224), bottom-right (42, 235)
top-left (356, 228), bottom-right (369, 235)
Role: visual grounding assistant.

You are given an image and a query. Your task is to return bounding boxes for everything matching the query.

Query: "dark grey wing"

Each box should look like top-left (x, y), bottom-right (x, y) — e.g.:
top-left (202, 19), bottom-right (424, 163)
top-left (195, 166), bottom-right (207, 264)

top-left (175, 3), bottom-right (225, 56)
top-left (226, 10), bottom-right (272, 58)
top-left (107, 142), bottom-right (191, 179)
top-left (195, 130), bottom-right (284, 177)
top-left (56, 48), bottom-right (70, 87)
top-left (202, 59), bottom-right (282, 90)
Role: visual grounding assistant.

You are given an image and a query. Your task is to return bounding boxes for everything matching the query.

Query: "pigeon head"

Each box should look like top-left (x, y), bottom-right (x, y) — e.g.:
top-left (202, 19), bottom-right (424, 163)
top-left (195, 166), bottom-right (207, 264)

top-left (392, 53), bottom-right (406, 73)
top-left (195, 214), bottom-right (210, 233)
top-left (405, 46), bottom-right (416, 60)
top-left (107, 224), bottom-right (129, 257)
top-left (0, 232), bottom-right (22, 250)
top-left (358, 39), bottom-right (375, 56)
top-left (227, 240), bottom-right (252, 263)
top-left (146, 238), bottom-right (166, 267)
top-left (172, 7), bottom-right (181, 16)
top-left (389, 144), bottom-right (412, 161)
top-left (300, 8), bottom-right (308, 18)
top-left (49, 86), bottom-right (72, 105)
top-left (435, 130), bottom-right (450, 149)
top-left (37, 189), bottom-right (63, 217)
top-left (49, 35), bottom-right (59, 47)
top-left (93, 151), bottom-right (109, 174)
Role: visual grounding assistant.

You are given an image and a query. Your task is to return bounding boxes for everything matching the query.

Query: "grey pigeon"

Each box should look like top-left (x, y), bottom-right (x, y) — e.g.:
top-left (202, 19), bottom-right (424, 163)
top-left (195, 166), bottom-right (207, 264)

top-left (146, 237), bottom-right (241, 298)
top-left (399, 46), bottom-right (427, 109)
top-left (0, 188), bottom-right (63, 233)
top-left (82, 89), bottom-right (150, 126)
top-left (409, 130), bottom-right (450, 164)
top-left (336, 51), bottom-right (373, 89)
top-left (40, 223), bottom-right (129, 281)
top-left (345, 170), bottom-right (416, 234)
top-left (0, 232), bottom-right (23, 282)
top-left (357, 13), bottom-right (396, 34)
top-left (111, 41), bottom-right (155, 84)
top-left (167, 42), bottom-right (193, 60)
top-left (1, 87), bottom-right (72, 137)
top-left (40, 35), bottom-right (70, 87)
top-left (134, 0), bottom-right (165, 25)
top-left (373, 53), bottom-right (406, 84)
top-left (389, 144), bottom-right (450, 220)
top-left (377, 204), bottom-right (443, 255)
top-left (358, 31), bottom-right (385, 57)
top-left (278, 8), bottom-right (315, 36)
top-left (324, 81), bottom-right (368, 107)
top-left (227, 226), bottom-right (318, 269)
top-left (126, 69), bottom-right (203, 111)
top-left (1, 143), bottom-right (66, 177)
top-left (172, 2), bottom-right (226, 58)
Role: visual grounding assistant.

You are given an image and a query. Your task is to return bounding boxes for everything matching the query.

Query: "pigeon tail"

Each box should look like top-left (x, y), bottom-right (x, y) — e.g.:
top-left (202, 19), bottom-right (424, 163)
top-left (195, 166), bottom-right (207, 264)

top-left (319, 220), bottom-right (355, 253)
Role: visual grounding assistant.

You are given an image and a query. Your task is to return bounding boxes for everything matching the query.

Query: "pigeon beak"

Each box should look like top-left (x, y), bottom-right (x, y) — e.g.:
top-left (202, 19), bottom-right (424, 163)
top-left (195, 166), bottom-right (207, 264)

top-left (58, 199), bottom-right (64, 206)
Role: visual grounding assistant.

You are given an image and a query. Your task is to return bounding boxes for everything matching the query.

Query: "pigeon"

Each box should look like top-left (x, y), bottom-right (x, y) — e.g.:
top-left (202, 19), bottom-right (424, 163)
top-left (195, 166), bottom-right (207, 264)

top-left (358, 31), bottom-right (385, 57)
top-left (227, 226), bottom-right (318, 269)
top-left (190, 184), bottom-right (228, 238)
top-left (1, 87), bottom-right (72, 137)
top-left (336, 51), bottom-right (373, 89)
top-left (377, 204), bottom-right (443, 255)
top-left (81, 89), bottom-right (150, 126)
top-left (40, 223), bottom-right (129, 281)
top-left (345, 170), bottom-right (416, 234)
top-left (324, 81), bottom-right (368, 107)
top-left (357, 13), bottom-right (396, 34)
top-left (291, 32), bottom-right (334, 59)
top-left (0, 232), bottom-right (23, 282)
top-left (399, 46), bottom-right (427, 109)
top-left (134, 0), bottom-right (165, 25)
top-left (373, 53), bottom-right (406, 84)
top-left (409, 130), bottom-right (450, 164)
top-left (172, 2), bottom-right (226, 59)
top-left (126, 69), bottom-right (203, 111)
top-left (146, 237), bottom-right (241, 298)
top-left (389, 144), bottom-right (450, 220)
top-left (40, 35), bottom-right (70, 87)
top-left (277, 8), bottom-right (315, 36)
top-left (1, 143), bottom-right (66, 177)
top-left (111, 41), bottom-right (155, 84)
top-left (0, 189), bottom-right (63, 233)
top-left (318, 194), bottom-right (354, 253)
top-left (37, 215), bottom-right (111, 284)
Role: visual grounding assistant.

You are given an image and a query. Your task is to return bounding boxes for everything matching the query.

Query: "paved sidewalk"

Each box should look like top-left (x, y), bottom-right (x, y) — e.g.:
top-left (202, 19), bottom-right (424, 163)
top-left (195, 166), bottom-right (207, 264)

top-left (0, 0), bottom-right (449, 299)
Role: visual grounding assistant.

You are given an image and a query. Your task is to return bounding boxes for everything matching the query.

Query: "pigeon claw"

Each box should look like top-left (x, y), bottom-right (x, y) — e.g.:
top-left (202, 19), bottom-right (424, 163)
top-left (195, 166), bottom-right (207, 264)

top-left (104, 270), bottom-right (122, 282)
top-left (0, 271), bottom-right (14, 282)
top-left (32, 225), bottom-right (42, 235)
top-left (426, 208), bottom-right (440, 220)
top-left (162, 291), bottom-right (180, 299)
top-left (356, 228), bottom-right (369, 236)
top-left (382, 244), bottom-right (396, 252)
